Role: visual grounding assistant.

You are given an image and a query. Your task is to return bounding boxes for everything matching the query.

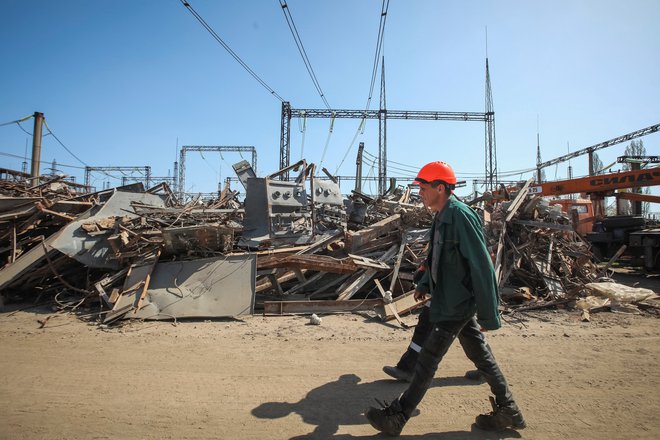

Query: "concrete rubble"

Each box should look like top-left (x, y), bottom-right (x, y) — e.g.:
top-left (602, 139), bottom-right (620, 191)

top-left (1, 163), bottom-right (658, 326)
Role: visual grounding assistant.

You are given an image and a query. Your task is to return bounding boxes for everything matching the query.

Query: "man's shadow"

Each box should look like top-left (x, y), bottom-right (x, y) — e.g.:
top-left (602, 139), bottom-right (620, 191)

top-left (252, 373), bottom-right (522, 439)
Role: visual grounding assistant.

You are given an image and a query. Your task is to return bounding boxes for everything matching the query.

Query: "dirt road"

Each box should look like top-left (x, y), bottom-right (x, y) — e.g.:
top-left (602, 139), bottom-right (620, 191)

top-left (1, 295), bottom-right (659, 440)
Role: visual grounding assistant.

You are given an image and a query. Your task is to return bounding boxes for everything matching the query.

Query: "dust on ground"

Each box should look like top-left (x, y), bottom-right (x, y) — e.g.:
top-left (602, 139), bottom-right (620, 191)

top-left (1, 272), bottom-right (659, 440)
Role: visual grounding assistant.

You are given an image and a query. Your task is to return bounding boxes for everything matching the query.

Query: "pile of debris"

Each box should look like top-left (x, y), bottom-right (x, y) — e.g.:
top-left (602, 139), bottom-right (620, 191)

top-left (484, 180), bottom-right (600, 306)
top-left (0, 164), bottom-right (655, 326)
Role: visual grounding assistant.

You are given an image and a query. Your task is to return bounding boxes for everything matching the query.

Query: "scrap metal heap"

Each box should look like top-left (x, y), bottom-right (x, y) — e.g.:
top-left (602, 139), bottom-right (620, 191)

top-left (481, 180), bottom-right (601, 307)
top-left (0, 165), bottom-right (657, 326)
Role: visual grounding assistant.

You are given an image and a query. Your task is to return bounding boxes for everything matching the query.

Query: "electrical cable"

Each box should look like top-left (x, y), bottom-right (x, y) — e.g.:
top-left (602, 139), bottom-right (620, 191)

top-left (179, 0), bottom-right (285, 102)
top-left (42, 118), bottom-right (89, 168)
top-left (364, 0), bottom-right (389, 111)
top-left (15, 122), bottom-right (33, 136)
top-left (0, 114), bottom-right (33, 127)
top-left (299, 113), bottom-right (307, 160)
top-left (40, 119), bottom-right (120, 182)
top-left (361, 147), bottom-right (539, 178)
top-left (332, 1), bottom-right (388, 175)
top-left (316, 113), bottom-right (336, 174)
top-left (278, 0), bottom-right (330, 109)
top-left (334, 117), bottom-right (366, 175)
top-left (365, 154), bottom-right (377, 194)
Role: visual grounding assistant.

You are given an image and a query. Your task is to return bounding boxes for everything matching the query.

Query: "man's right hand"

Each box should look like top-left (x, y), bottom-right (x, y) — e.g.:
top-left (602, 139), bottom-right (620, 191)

top-left (414, 290), bottom-right (427, 302)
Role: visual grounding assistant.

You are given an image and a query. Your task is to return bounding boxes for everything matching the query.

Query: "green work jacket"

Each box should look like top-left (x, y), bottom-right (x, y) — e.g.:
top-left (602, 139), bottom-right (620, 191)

top-left (416, 195), bottom-right (501, 330)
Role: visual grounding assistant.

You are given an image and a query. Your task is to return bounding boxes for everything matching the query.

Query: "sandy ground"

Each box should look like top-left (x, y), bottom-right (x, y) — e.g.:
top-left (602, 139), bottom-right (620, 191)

top-left (1, 273), bottom-right (659, 440)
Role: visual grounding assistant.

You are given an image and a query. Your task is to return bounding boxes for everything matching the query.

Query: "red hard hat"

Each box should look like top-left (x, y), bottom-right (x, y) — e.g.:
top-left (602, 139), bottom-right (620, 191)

top-left (414, 161), bottom-right (457, 185)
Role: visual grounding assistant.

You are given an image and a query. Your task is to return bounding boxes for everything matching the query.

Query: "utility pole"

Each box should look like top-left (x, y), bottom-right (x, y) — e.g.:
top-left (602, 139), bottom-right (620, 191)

top-left (378, 56), bottom-right (387, 195)
top-left (30, 112), bottom-right (44, 182)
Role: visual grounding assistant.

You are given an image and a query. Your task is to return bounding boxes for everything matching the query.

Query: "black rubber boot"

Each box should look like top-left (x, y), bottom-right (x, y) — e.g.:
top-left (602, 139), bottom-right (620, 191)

top-left (464, 369), bottom-right (484, 381)
top-left (365, 399), bottom-right (409, 436)
top-left (475, 396), bottom-right (526, 431)
top-left (382, 365), bottom-right (413, 382)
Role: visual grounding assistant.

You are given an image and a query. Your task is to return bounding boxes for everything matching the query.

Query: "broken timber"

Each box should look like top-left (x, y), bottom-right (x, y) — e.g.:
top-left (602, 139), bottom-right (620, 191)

top-left (263, 298), bottom-right (383, 315)
top-left (336, 244), bottom-right (399, 300)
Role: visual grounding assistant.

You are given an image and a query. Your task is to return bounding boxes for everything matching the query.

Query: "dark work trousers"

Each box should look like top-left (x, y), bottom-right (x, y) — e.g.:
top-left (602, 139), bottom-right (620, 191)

top-left (396, 305), bottom-right (433, 372)
top-left (398, 316), bottom-right (518, 417)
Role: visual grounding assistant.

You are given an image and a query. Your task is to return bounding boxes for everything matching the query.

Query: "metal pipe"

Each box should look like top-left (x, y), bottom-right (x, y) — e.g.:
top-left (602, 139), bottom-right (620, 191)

top-left (30, 112), bottom-right (44, 181)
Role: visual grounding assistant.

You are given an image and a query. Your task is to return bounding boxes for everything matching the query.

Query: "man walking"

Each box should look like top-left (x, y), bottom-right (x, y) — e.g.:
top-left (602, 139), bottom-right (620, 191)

top-left (365, 161), bottom-right (525, 435)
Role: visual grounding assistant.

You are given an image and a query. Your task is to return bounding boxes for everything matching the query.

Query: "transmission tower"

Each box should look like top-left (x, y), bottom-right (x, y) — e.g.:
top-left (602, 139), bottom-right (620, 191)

top-left (279, 60), bottom-right (496, 194)
top-left (178, 145), bottom-right (257, 200)
top-left (84, 166), bottom-right (151, 190)
top-left (536, 132), bottom-right (543, 183)
top-left (484, 58), bottom-right (498, 190)
top-left (378, 56), bottom-right (387, 195)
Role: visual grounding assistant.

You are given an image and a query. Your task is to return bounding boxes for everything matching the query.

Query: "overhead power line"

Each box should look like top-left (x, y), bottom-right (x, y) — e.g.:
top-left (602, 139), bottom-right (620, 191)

top-left (180, 0), bottom-right (285, 102)
top-left (364, 0), bottom-right (389, 111)
top-left (0, 151), bottom-right (87, 171)
top-left (0, 114), bottom-right (34, 127)
top-left (361, 148), bottom-right (538, 178)
top-left (278, 0), bottom-right (330, 109)
top-left (42, 118), bottom-right (89, 168)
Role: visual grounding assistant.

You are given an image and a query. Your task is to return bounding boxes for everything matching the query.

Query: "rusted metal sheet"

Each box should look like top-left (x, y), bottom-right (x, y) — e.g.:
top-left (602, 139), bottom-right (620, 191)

top-left (129, 255), bottom-right (256, 320)
top-left (50, 191), bottom-right (167, 269)
top-left (162, 224), bottom-right (234, 255)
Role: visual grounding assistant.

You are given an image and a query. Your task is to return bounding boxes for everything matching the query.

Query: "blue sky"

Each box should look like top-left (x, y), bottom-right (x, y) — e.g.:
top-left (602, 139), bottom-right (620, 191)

top-left (1, 0), bottom-right (659, 197)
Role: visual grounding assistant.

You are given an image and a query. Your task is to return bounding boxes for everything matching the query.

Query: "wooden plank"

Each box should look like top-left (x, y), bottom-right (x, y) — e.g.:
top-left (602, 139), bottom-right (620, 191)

top-left (295, 232), bottom-right (343, 255)
top-left (388, 234), bottom-right (408, 292)
top-left (256, 269), bottom-right (307, 293)
top-left (348, 254), bottom-right (391, 270)
top-left (104, 255), bottom-right (159, 323)
top-left (293, 268), bottom-right (307, 283)
top-left (505, 178), bottom-right (535, 223)
top-left (495, 178), bottom-right (534, 286)
top-left (345, 214), bottom-right (401, 252)
top-left (374, 289), bottom-right (428, 321)
top-left (602, 244), bottom-right (627, 272)
top-left (257, 254), bottom-right (358, 274)
top-left (374, 279), bottom-right (407, 328)
top-left (348, 233), bottom-right (398, 255)
top-left (307, 273), bottom-right (351, 298)
top-left (533, 259), bottom-right (565, 300)
top-left (263, 298), bottom-right (383, 315)
top-left (266, 274), bottom-right (284, 295)
top-left (336, 244), bottom-right (399, 300)
top-left (284, 272), bottom-right (326, 295)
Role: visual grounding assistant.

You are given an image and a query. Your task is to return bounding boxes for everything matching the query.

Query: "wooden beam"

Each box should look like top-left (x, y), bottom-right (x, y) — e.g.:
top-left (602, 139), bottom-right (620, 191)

top-left (263, 298), bottom-right (383, 315)
top-left (256, 269), bottom-right (308, 293)
top-left (374, 289), bottom-right (428, 321)
top-left (345, 214), bottom-right (401, 252)
top-left (258, 254), bottom-right (358, 274)
top-left (104, 253), bottom-right (159, 323)
top-left (336, 244), bottom-right (399, 300)
top-left (374, 279), bottom-right (407, 328)
top-left (495, 178), bottom-right (534, 286)
top-left (389, 234), bottom-right (407, 292)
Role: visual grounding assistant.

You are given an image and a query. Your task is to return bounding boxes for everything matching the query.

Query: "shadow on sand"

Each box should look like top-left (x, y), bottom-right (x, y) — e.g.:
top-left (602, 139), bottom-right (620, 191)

top-left (252, 373), bottom-right (522, 440)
